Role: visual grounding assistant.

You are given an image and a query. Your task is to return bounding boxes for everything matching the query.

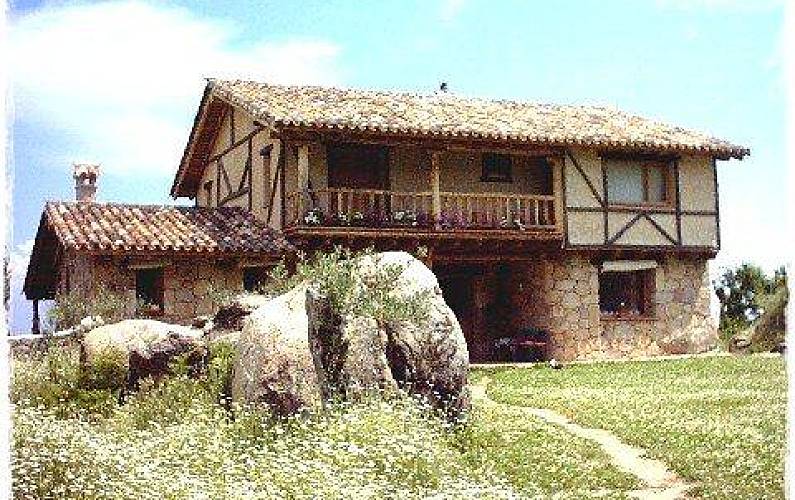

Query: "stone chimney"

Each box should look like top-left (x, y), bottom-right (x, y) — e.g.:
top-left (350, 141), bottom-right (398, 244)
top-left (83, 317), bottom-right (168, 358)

top-left (73, 163), bottom-right (100, 202)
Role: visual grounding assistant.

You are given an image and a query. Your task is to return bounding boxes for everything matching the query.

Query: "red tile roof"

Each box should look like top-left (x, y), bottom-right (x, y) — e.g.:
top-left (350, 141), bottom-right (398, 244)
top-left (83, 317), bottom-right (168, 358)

top-left (42, 201), bottom-right (293, 254)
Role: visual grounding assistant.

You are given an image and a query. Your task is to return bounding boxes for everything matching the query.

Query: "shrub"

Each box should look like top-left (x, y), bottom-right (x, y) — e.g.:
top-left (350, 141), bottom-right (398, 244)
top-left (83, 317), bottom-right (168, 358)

top-left (11, 340), bottom-right (118, 419)
top-left (204, 340), bottom-right (237, 404)
top-left (263, 247), bottom-right (431, 325)
top-left (47, 287), bottom-right (128, 331)
top-left (78, 347), bottom-right (128, 392)
top-left (749, 284), bottom-right (788, 352)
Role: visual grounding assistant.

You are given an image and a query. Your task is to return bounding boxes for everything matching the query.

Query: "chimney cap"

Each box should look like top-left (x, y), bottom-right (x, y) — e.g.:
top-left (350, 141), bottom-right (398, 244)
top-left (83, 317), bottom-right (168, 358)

top-left (73, 163), bottom-right (100, 179)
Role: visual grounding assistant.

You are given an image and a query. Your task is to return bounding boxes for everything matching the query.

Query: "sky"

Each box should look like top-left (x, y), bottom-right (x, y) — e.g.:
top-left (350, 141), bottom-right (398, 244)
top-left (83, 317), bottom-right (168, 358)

top-left (4, 0), bottom-right (787, 333)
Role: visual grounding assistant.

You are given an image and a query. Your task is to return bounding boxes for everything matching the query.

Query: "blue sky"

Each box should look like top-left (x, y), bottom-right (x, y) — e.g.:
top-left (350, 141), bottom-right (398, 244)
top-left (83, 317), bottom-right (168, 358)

top-left (6, 0), bottom-right (786, 333)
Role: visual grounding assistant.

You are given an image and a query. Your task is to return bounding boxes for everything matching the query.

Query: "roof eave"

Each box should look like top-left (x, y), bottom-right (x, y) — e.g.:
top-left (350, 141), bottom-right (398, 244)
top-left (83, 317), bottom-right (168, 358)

top-left (170, 81), bottom-right (215, 198)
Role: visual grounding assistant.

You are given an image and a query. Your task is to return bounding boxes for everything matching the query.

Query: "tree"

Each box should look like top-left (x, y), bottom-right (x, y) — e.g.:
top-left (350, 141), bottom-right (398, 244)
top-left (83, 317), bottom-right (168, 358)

top-left (714, 263), bottom-right (768, 330)
top-left (713, 263), bottom-right (788, 342)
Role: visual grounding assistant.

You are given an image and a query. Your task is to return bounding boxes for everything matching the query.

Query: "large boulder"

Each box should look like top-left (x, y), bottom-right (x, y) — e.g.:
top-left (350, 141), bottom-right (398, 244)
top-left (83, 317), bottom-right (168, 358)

top-left (81, 319), bottom-right (205, 389)
top-left (354, 252), bottom-right (470, 417)
top-left (213, 293), bottom-right (274, 330)
top-left (232, 251), bottom-right (470, 419)
top-left (306, 290), bottom-right (397, 401)
top-left (230, 286), bottom-right (322, 416)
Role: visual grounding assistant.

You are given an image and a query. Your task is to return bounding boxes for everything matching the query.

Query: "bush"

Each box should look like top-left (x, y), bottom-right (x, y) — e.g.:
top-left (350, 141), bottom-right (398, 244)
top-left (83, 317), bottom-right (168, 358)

top-left (47, 287), bottom-right (128, 331)
top-left (263, 247), bottom-right (431, 325)
top-left (78, 347), bottom-right (128, 392)
top-left (749, 285), bottom-right (788, 352)
top-left (11, 340), bottom-right (118, 419)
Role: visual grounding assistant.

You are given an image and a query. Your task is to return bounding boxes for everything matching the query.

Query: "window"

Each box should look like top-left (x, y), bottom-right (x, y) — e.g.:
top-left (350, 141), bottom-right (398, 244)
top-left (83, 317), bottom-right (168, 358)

top-left (605, 160), bottom-right (669, 205)
top-left (243, 266), bottom-right (270, 292)
top-left (481, 153), bottom-right (513, 182)
top-left (599, 270), bottom-right (654, 317)
top-left (135, 268), bottom-right (164, 314)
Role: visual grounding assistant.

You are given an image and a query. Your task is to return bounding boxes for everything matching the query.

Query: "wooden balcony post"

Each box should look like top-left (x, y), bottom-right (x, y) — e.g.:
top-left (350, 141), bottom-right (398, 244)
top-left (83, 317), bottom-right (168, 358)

top-left (551, 156), bottom-right (565, 230)
top-left (297, 143), bottom-right (310, 217)
top-left (31, 299), bottom-right (40, 335)
top-left (431, 151), bottom-right (441, 226)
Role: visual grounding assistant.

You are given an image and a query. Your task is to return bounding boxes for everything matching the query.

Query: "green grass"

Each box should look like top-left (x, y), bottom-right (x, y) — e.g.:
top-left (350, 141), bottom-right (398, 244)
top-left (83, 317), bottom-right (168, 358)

top-left (458, 395), bottom-right (639, 498)
top-left (12, 344), bottom-right (784, 498)
top-left (11, 343), bottom-right (638, 499)
top-left (479, 355), bottom-right (786, 499)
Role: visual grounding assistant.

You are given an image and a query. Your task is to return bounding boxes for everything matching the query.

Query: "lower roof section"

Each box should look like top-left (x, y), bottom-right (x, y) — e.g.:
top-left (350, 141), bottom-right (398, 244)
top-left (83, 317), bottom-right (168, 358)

top-left (24, 201), bottom-right (295, 300)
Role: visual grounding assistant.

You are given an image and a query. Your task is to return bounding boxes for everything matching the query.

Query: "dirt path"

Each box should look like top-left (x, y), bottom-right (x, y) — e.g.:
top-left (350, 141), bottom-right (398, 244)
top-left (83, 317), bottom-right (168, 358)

top-left (472, 379), bottom-right (693, 499)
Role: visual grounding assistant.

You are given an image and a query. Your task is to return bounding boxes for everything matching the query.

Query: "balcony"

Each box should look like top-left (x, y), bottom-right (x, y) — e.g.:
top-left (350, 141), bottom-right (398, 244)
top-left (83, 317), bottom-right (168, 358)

top-left (284, 188), bottom-right (561, 239)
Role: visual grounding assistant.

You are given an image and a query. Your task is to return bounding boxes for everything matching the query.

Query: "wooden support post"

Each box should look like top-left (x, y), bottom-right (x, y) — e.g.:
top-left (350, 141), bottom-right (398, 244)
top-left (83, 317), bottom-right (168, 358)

top-left (32, 299), bottom-right (40, 335)
top-left (297, 143), bottom-right (310, 219)
top-left (266, 140), bottom-right (282, 227)
top-left (431, 151), bottom-right (441, 227)
top-left (551, 157), bottom-right (564, 230)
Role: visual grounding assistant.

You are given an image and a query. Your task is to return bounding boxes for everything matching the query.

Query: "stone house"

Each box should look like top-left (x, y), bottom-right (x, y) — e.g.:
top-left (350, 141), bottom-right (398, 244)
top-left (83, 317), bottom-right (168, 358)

top-left (24, 171), bottom-right (293, 330)
top-left (26, 78), bottom-right (749, 361)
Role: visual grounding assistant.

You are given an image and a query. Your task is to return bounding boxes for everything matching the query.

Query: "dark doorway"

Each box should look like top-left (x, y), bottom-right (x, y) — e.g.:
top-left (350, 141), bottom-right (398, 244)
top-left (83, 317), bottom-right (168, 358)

top-left (327, 143), bottom-right (390, 215)
top-left (327, 142), bottom-right (389, 190)
top-left (135, 267), bottom-right (164, 314)
top-left (436, 264), bottom-right (495, 362)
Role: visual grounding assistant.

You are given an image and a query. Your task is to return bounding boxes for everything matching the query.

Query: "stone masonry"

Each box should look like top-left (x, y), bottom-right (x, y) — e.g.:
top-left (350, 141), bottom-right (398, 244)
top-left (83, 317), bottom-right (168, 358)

top-left (504, 255), bottom-right (717, 361)
top-left (57, 253), bottom-right (249, 325)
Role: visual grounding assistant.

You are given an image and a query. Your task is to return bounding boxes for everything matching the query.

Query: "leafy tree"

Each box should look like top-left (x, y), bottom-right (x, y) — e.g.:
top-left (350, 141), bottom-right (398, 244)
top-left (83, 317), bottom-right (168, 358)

top-left (713, 263), bottom-right (788, 343)
top-left (714, 263), bottom-right (768, 329)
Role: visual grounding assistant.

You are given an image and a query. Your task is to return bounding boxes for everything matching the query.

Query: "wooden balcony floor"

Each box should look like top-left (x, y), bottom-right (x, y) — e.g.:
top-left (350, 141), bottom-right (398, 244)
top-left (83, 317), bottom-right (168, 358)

top-left (284, 224), bottom-right (563, 241)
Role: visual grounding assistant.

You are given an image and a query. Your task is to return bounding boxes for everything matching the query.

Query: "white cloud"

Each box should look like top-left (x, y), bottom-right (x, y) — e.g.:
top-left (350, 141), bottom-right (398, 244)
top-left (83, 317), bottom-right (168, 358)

top-left (9, 1), bottom-right (342, 175)
top-left (7, 238), bottom-right (34, 284)
top-left (439, 0), bottom-right (466, 22)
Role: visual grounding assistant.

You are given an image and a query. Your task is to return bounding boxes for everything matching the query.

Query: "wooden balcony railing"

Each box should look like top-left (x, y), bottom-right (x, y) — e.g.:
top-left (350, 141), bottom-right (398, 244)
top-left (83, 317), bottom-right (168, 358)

top-left (285, 188), bottom-right (558, 232)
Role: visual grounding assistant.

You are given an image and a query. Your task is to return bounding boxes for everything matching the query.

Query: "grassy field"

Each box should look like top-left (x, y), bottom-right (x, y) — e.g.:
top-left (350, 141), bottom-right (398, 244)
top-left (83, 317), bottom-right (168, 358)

top-left (477, 355), bottom-right (787, 499)
top-left (11, 344), bottom-right (785, 499)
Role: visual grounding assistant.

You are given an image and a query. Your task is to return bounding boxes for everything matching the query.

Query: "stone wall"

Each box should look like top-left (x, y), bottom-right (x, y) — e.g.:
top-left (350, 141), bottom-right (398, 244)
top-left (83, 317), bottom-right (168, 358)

top-left (502, 255), bottom-right (717, 361)
top-left (57, 254), bottom-right (262, 325)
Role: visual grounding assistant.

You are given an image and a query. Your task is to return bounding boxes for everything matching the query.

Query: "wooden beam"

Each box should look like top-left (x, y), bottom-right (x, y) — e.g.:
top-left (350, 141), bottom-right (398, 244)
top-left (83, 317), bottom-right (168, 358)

top-left (280, 139), bottom-right (287, 229)
top-left (643, 213), bottom-right (677, 245)
top-left (550, 156), bottom-right (565, 233)
top-left (431, 151), bottom-right (441, 227)
top-left (565, 148), bottom-right (604, 206)
top-left (297, 143), bottom-right (310, 219)
top-left (601, 156), bottom-right (609, 244)
top-left (607, 213), bottom-right (643, 245)
top-left (561, 153), bottom-right (569, 248)
top-left (219, 187), bottom-right (250, 205)
top-left (31, 299), bottom-right (40, 335)
top-left (208, 127), bottom-right (265, 162)
top-left (673, 158), bottom-right (682, 245)
top-left (266, 141), bottom-right (280, 225)
top-left (568, 206), bottom-right (677, 214)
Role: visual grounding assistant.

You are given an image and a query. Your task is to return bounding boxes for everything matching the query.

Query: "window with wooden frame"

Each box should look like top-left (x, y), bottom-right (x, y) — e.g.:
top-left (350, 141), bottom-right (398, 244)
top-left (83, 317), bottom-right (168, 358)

top-left (481, 153), bottom-right (513, 182)
top-left (605, 160), bottom-right (671, 206)
top-left (598, 269), bottom-right (655, 318)
top-left (135, 268), bottom-right (164, 315)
